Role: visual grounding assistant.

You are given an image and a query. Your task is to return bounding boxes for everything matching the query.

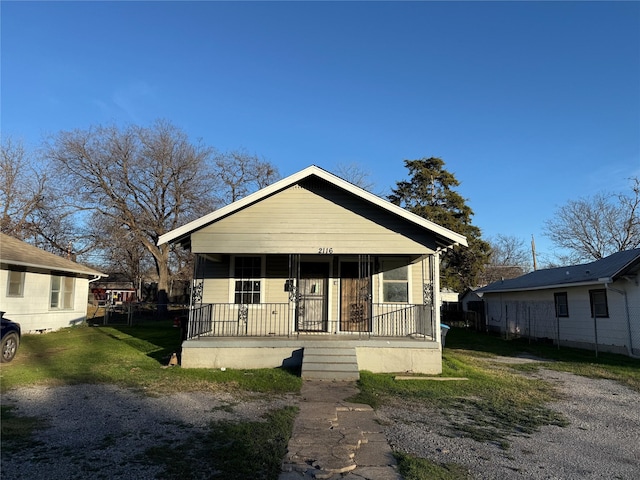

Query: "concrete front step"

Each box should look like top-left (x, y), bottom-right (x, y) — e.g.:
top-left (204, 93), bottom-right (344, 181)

top-left (301, 347), bottom-right (360, 381)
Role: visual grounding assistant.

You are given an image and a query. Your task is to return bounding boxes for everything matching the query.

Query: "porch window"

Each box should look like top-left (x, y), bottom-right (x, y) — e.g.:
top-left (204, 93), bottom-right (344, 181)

top-left (382, 260), bottom-right (408, 303)
top-left (50, 275), bottom-right (75, 309)
top-left (589, 289), bottom-right (608, 318)
top-left (554, 292), bottom-right (569, 317)
top-left (7, 270), bottom-right (25, 297)
top-left (233, 256), bottom-right (262, 304)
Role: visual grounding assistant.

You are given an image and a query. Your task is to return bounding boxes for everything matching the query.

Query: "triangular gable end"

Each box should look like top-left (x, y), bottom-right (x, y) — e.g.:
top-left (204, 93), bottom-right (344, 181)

top-left (158, 165), bottom-right (467, 253)
top-left (192, 176), bottom-right (444, 255)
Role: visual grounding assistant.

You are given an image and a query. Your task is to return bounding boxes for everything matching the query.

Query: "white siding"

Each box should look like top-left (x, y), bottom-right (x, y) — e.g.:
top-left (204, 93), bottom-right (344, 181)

top-left (1, 269), bottom-right (90, 332)
top-left (483, 280), bottom-right (640, 355)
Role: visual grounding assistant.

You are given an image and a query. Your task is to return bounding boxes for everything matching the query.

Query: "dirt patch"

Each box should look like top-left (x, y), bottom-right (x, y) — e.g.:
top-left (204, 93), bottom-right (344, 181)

top-left (1, 384), bottom-right (297, 480)
top-left (381, 369), bottom-right (640, 479)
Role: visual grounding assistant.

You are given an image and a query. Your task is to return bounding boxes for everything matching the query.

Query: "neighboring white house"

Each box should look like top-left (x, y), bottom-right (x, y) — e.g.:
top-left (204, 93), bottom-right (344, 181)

top-left (476, 249), bottom-right (640, 357)
top-left (158, 165), bottom-right (467, 377)
top-left (0, 233), bottom-right (106, 332)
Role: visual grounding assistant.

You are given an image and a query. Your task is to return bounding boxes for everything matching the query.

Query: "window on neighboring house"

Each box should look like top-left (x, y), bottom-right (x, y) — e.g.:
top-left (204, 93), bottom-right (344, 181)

top-left (382, 260), bottom-right (409, 303)
top-left (7, 271), bottom-right (25, 297)
top-left (589, 289), bottom-right (608, 318)
top-left (554, 292), bottom-right (569, 317)
top-left (233, 256), bottom-right (262, 304)
top-left (50, 275), bottom-right (75, 309)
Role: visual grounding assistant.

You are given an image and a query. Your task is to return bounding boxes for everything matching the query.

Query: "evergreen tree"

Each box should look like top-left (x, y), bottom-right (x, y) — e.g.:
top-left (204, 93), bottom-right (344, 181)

top-left (389, 157), bottom-right (490, 291)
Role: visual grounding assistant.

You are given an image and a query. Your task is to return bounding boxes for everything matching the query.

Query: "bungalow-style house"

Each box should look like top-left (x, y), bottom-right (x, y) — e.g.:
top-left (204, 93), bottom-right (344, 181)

top-left (476, 249), bottom-right (640, 357)
top-left (158, 166), bottom-right (467, 378)
top-left (0, 233), bottom-right (106, 332)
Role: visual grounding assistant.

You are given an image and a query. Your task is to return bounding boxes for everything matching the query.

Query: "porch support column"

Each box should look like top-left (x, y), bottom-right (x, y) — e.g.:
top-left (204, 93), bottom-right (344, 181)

top-left (433, 251), bottom-right (442, 345)
top-left (187, 254), bottom-right (205, 340)
top-left (288, 254), bottom-right (301, 334)
top-left (190, 254), bottom-right (204, 309)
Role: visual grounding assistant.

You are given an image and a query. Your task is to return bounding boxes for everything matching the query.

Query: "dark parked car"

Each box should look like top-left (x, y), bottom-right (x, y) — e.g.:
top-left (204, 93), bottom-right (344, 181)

top-left (1, 311), bottom-right (21, 363)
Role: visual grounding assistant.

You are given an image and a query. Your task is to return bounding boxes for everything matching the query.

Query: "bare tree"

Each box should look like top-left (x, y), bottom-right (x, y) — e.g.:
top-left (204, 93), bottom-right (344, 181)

top-left (334, 162), bottom-right (375, 191)
top-left (1, 138), bottom-right (46, 238)
top-left (489, 234), bottom-right (531, 268)
top-left (45, 120), bottom-right (218, 294)
top-left (480, 234), bottom-right (531, 285)
top-left (213, 149), bottom-right (280, 204)
top-left (89, 214), bottom-right (149, 278)
top-left (544, 177), bottom-right (640, 261)
top-left (0, 138), bottom-right (83, 256)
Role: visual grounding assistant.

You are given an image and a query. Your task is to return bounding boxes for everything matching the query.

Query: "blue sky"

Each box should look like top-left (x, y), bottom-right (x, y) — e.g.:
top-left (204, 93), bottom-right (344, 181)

top-left (2, 1), bottom-right (639, 265)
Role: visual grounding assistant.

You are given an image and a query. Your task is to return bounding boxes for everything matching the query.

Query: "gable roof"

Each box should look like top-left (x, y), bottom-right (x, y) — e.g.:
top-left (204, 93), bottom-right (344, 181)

top-left (0, 233), bottom-right (106, 278)
top-left (158, 165), bottom-right (468, 250)
top-left (477, 248), bottom-right (640, 294)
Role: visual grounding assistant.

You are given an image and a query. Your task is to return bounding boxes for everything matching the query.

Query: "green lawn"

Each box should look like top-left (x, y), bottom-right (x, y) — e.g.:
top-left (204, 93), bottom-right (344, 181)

top-left (0, 321), bottom-right (302, 394)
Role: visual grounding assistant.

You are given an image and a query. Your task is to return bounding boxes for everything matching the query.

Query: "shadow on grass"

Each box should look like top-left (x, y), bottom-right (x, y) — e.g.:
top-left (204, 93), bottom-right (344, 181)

top-left (142, 406), bottom-right (297, 480)
top-left (445, 328), bottom-right (640, 393)
top-left (95, 319), bottom-right (184, 365)
top-left (446, 327), bottom-right (639, 366)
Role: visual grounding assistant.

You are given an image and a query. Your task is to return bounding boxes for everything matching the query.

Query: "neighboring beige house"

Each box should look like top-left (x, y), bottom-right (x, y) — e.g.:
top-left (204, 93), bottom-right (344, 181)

top-left (158, 166), bottom-right (467, 378)
top-left (477, 249), bottom-right (640, 357)
top-left (0, 233), bottom-right (106, 332)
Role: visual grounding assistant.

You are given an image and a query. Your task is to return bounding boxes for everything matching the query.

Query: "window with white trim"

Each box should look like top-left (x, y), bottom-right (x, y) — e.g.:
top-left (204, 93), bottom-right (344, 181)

top-left (7, 271), bottom-right (25, 297)
top-left (50, 275), bottom-right (75, 309)
top-left (233, 256), bottom-right (262, 304)
top-left (382, 260), bottom-right (409, 303)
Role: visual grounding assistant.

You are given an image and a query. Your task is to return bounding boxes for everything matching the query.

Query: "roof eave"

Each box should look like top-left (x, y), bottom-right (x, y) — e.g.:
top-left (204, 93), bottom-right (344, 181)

top-left (480, 279), bottom-right (610, 294)
top-left (1, 260), bottom-right (106, 278)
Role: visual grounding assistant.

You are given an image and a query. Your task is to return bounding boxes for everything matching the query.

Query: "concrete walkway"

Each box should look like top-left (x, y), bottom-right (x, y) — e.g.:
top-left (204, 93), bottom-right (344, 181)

top-left (279, 381), bottom-right (402, 480)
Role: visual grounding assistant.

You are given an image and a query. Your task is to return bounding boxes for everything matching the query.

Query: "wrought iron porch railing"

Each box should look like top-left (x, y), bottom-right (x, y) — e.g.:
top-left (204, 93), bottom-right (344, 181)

top-left (372, 303), bottom-right (435, 338)
top-left (186, 303), bottom-right (436, 341)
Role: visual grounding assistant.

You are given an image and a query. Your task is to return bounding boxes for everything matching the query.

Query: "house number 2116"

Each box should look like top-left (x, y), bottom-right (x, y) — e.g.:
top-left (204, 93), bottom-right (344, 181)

top-left (318, 247), bottom-right (333, 254)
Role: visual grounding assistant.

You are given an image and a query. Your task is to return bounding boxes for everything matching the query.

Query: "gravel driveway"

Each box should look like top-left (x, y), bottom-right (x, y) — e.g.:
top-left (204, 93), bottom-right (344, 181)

top-left (2, 367), bottom-right (639, 480)
top-left (382, 367), bottom-right (640, 480)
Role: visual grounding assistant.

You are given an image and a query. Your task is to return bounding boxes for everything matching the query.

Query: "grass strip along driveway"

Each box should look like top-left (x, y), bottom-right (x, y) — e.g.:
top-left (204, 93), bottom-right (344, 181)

top-left (2, 321), bottom-right (639, 479)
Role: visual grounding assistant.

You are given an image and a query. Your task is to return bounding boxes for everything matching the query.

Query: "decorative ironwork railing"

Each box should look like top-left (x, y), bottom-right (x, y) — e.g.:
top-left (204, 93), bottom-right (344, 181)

top-left (186, 302), bottom-right (435, 341)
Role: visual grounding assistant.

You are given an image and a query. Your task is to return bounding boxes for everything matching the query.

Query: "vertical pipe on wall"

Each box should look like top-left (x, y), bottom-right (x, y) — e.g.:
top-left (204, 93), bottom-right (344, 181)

top-left (593, 313), bottom-right (599, 358)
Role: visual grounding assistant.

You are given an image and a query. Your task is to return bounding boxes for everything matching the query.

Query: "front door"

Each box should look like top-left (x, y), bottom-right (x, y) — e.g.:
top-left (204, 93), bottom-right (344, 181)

top-left (340, 262), bottom-right (372, 332)
top-left (296, 262), bottom-right (329, 332)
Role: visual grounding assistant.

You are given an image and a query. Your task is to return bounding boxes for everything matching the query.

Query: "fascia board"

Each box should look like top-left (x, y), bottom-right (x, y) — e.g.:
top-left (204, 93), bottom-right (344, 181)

top-left (158, 167), bottom-right (319, 245)
top-left (1, 260), bottom-right (106, 278)
top-left (481, 280), bottom-right (609, 294)
top-left (315, 168), bottom-right (468, 248)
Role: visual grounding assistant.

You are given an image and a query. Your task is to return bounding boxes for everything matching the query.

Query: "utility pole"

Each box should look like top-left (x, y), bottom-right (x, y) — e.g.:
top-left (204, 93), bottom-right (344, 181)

top-left (531, 235), bottom-right (538, 271)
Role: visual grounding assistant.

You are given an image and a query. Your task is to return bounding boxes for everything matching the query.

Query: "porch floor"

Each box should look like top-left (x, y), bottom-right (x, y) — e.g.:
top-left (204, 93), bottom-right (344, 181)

top-left (182, 335), bottom-right (438, 349)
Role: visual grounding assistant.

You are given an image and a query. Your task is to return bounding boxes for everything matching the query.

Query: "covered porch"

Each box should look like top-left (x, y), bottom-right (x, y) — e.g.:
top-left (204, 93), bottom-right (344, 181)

top-left (181, 252), bottom-right (443, 376)
top-left (186, 251), bottom-right (440, 337)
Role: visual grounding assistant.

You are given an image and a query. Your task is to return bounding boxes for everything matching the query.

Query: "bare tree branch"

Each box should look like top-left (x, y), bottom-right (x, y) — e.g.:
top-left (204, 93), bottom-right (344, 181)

top-left (544, 177), bottom-right (640, 261)
top-left (45, 120), bottom-right (217, 291)
top-left (213, 149), bottom-right (280, 204)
